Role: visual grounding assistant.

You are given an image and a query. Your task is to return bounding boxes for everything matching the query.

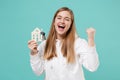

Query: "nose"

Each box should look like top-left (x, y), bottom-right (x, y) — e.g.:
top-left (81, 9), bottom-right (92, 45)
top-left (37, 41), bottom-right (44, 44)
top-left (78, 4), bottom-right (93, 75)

top-left (60, 18), bottom-right (65, 23)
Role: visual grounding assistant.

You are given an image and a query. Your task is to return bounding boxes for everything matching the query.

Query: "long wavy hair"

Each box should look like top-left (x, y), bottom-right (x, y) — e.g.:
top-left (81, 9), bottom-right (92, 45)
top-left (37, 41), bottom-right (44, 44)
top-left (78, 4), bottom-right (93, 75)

top-left (44, 7), bottom-right (76, 63)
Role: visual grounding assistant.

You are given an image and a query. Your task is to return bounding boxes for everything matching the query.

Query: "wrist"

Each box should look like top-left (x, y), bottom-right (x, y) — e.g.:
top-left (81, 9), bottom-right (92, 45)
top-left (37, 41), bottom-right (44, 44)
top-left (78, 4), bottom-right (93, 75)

top-left (88, 38), bottom-right (95, 47)
top-left (31, 50), bottom-right (38, 55)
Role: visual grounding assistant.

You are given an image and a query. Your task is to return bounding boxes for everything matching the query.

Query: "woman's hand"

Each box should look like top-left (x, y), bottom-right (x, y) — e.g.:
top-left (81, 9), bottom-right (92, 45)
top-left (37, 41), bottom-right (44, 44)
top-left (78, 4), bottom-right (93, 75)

top-left (86, 27), bottom-right (96, 47)
top-left (28, 40), bottom-right (38, 55)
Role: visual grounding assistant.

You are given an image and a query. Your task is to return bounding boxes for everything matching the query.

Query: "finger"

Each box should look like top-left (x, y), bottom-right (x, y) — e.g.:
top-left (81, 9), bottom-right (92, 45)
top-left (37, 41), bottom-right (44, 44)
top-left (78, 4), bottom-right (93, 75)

top-left (86, 28), bottom-right (96, 33)
top-left (28, 40), bottom-right (33, 45)
top-left (28, 40), bottom-right (36, 45)
top-left (30, 42), bottom-right (38, 46)
top-left (90, 27), bottom-right (96, 32)
top-left (31, 45), bottom-right (37, 50)
top-left (28, 43), bottom-right (38, 48)
top-left (29, 45), bottom-right (37, 50)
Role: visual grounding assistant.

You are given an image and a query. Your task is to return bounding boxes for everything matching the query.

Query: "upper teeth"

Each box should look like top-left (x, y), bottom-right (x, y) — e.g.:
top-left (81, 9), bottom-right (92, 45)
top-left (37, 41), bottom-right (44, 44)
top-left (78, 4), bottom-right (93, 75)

top-left (59, 25), bottom-right (64, 27)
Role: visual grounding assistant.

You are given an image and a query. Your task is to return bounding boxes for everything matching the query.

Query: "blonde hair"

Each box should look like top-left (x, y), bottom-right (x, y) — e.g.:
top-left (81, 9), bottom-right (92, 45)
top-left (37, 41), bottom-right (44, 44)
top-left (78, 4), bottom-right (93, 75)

top-left (44, 7), bottom-right (76, 63)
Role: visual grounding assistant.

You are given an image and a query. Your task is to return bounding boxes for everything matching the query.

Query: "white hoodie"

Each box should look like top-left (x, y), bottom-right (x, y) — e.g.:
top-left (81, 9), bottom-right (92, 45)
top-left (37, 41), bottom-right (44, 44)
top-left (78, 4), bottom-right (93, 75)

top-left (30, 37), bottom-right (99, 80)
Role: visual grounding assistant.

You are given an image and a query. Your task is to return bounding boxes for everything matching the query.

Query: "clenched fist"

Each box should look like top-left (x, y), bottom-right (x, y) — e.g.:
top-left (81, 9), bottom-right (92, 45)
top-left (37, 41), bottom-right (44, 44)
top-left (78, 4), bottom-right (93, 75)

top-left (86, 27), bottom-right (96, 46)
top-left (28, 40), bottom-right (38, 55)
top-left (86, 27), bottom-right (96, 39)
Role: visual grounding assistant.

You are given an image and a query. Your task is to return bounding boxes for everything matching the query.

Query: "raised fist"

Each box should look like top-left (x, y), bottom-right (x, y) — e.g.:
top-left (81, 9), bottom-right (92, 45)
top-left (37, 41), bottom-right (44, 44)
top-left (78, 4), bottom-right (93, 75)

top-left (86, 27), bottom-right (96, 39)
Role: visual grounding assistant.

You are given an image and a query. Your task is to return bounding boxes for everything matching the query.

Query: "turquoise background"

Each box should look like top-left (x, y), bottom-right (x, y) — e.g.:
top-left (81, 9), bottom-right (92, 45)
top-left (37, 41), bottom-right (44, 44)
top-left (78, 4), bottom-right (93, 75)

top-left (0, 0), bottom-right (120, 80)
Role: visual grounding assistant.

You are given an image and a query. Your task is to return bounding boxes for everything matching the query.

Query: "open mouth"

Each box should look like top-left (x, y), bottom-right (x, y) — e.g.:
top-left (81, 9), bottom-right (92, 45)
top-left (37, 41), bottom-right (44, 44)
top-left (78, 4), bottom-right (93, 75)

top-left (58, 25), bottom-right (65, 29)
top-left (57, 23), bottom-right (66, 31)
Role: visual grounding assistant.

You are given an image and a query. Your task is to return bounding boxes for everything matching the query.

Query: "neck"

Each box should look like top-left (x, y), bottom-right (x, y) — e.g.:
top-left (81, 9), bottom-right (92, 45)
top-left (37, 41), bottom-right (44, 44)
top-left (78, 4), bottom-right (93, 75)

top-left (56, 34), bottom-right (66, 41)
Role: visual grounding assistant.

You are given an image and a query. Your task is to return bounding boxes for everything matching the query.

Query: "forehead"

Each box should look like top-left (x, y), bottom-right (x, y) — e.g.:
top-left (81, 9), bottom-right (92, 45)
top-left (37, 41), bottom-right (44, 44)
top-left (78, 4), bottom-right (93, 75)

top-left (57, 11), bottom-right (71, 18)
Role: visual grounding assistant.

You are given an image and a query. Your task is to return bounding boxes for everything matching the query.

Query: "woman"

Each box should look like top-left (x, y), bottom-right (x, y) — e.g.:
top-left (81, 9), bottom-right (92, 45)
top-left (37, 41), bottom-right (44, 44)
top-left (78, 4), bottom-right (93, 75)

top-left (28, 7), bottom-right (99, 80)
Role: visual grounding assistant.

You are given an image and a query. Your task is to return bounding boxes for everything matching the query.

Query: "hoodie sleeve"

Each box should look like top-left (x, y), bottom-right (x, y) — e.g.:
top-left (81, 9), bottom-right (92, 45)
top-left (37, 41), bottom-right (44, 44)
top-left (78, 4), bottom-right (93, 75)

top-left (30, 41), bottom-right (46, 76)
top-left (75, 38), bottom-right (99, 72)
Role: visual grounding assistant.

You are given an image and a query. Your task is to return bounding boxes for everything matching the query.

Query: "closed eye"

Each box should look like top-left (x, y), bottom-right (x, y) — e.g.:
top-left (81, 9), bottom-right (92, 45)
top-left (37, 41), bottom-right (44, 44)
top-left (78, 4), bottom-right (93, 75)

top-left (57, 17), bottom-right (61, 19)
top-left (65, 18), bottom-right (70, 21)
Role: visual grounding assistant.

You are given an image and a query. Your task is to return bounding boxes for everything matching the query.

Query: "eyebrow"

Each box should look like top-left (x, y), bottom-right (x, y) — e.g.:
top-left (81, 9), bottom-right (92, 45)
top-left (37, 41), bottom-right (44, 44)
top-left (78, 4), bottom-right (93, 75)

top-left (57, 15), bottom-right (71, 19)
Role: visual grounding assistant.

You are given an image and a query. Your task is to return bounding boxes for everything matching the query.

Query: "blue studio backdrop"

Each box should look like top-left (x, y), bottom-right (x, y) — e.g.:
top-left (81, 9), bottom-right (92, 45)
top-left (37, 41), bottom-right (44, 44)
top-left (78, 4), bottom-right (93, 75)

top-left (0, 0), bottom-right (120, 80)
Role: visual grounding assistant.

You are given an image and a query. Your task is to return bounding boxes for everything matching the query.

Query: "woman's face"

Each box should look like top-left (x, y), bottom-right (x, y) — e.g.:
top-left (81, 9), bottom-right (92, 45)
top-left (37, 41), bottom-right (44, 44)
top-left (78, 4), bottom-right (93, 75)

top-left (54, 11), bottom-right (72, 37)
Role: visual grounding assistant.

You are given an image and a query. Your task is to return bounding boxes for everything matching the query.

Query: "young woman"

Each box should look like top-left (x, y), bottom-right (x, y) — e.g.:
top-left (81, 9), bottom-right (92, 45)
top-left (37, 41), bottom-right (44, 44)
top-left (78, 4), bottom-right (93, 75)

top-left (28, 7), bottom-right (99, 80)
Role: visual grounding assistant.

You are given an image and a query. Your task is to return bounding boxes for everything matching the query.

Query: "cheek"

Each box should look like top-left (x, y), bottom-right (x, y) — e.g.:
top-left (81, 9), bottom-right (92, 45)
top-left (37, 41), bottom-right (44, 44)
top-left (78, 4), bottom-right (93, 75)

top-left (54, 20), bottom-right (57, 26)
top-left (66, 22), bottom-right (71, 29)
top-left (54, 20), bottom-right (58, 27)
top-left (54, 18), bottom-right (59, 24)
top-left (54, 23), bottom-right (58, 31)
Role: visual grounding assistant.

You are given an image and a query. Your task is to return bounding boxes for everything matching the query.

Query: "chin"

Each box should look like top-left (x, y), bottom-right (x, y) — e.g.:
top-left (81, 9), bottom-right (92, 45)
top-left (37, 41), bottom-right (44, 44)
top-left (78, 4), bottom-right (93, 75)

top-left (57, 32), bottom-right (65, 35)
